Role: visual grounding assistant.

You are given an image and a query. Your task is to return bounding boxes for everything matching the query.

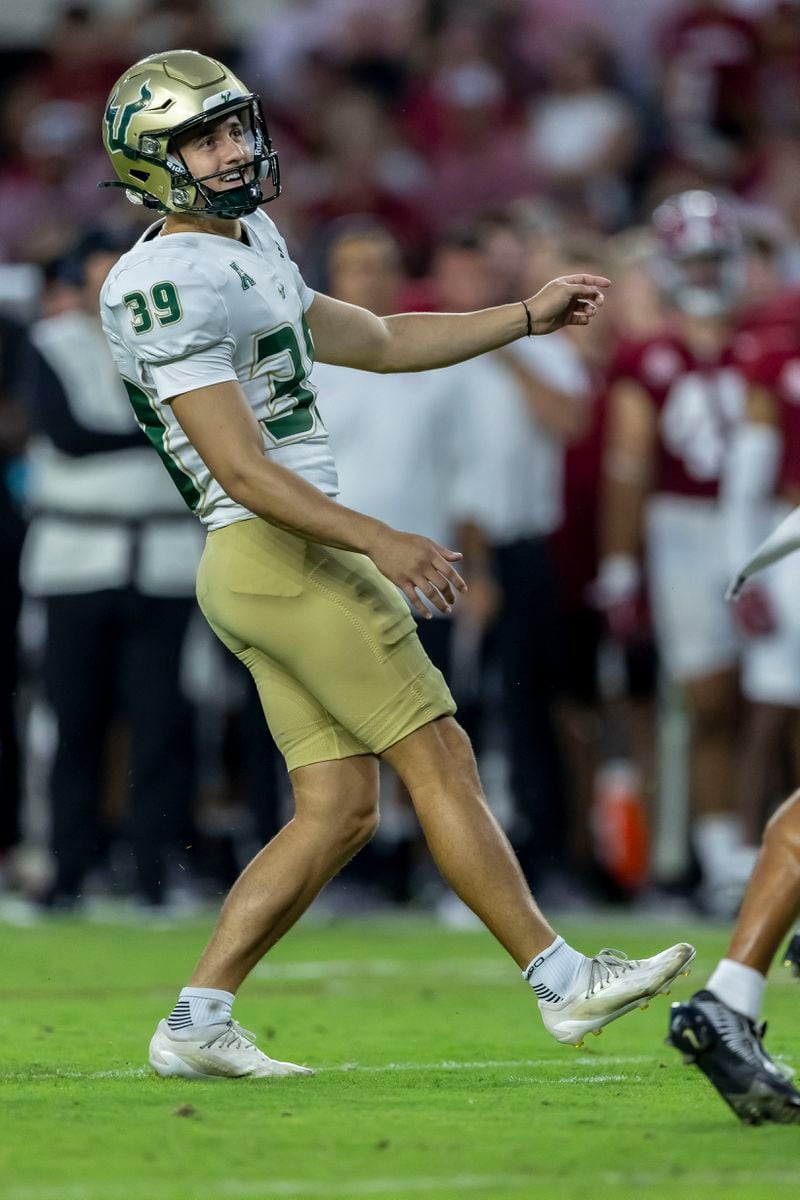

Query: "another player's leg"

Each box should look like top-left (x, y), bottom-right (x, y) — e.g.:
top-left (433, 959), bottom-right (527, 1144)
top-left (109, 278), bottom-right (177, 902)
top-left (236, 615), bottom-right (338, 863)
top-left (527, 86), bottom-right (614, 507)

top-left (682, 668), bottom-right (756, 915)
top-left (149, 755), bottom-right (379, 1079)
top-left (668, 790), bottom-right (800, 1123)
top-left (381, 716), bottom-right (695, 1047)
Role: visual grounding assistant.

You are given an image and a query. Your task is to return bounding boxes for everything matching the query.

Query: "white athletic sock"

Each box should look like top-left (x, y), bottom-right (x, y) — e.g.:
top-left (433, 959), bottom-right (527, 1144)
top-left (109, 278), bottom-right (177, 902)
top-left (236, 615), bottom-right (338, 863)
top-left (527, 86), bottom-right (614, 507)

top-left (523, 936), bottom-right (585, 1004)
top-left (693, 814), bottom-right (744, 884)
top-left (167, 987), bottom-right (234, 1032)
top-left (707, 958), bottom-right (766, 1024)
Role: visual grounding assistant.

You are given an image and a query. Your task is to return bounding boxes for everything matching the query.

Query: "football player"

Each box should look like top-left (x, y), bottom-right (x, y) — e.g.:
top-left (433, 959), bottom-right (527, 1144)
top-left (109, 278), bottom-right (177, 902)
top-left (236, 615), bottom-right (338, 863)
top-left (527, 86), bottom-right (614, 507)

top-left (596, 190), bottom-right (755, 913)
top-left (99, 50), bottom-right (694, 1080)
top-left (668, 259), bottom-right (800, 1126)
top-left (667, 786), bottom-right (800, 1124)
top-left (722, 329), bottom-right (800, 850)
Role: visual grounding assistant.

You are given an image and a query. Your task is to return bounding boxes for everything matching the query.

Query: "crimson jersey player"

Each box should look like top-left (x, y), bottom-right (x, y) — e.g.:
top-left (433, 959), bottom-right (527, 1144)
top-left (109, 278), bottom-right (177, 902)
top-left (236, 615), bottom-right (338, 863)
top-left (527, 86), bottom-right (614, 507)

top-left (719, 331), bottom-right (800, 855)
top-left (598, 190), bottom-right (757, 915)
top-left (667, 332), bottom-right (800, 1121)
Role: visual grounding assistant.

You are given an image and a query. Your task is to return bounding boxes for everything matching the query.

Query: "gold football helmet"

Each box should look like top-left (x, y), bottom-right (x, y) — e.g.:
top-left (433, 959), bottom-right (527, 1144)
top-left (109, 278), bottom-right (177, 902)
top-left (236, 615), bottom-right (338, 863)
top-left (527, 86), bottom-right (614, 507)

top-left (100, 49), bottom-right (280, 218)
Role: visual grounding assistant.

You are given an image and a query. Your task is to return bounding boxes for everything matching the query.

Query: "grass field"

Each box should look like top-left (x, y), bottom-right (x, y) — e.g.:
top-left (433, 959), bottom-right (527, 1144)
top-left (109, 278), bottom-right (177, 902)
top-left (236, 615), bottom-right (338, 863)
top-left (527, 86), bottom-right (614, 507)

top-left (2, 909), bottom-right (800, 1200)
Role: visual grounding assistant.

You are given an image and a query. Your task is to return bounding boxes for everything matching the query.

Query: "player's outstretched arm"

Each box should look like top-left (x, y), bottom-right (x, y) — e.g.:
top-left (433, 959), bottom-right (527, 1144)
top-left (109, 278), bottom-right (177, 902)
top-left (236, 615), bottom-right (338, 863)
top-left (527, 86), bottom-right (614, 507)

top-left (170, 380), bottom-right (465, 618)
top-left (307, 275), bottom-right (610, 375)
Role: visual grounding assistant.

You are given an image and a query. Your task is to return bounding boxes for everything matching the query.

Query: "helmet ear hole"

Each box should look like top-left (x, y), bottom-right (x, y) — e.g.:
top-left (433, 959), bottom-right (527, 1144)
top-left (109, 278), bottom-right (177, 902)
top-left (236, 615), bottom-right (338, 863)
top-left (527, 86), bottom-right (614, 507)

top-left (130, 169), bottom-right (150, 182)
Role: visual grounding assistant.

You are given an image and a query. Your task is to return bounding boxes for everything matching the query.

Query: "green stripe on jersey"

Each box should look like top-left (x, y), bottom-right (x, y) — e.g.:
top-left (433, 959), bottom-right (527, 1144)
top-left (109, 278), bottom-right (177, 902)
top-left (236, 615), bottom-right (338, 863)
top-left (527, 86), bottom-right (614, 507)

top-left (123, 378), bottom-right (203, 511)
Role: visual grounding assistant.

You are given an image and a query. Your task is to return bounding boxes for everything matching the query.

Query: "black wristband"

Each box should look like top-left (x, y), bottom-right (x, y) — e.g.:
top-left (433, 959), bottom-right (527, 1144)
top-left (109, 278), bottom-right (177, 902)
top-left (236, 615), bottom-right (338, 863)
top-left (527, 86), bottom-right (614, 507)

top-left (521, 299), bottom-right (533, 337)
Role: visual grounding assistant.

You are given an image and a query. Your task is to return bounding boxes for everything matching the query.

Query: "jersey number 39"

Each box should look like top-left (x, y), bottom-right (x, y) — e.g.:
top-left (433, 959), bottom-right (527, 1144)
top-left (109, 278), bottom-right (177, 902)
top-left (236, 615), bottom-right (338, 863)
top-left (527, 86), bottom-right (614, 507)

top-left (252, 320), bottom-right (318, 444)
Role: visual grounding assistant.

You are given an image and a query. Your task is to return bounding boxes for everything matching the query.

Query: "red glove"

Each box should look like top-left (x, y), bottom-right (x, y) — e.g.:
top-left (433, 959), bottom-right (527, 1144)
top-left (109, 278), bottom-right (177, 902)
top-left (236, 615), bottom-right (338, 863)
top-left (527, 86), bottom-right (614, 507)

top-left (732, 583), bottom-right (777, 638)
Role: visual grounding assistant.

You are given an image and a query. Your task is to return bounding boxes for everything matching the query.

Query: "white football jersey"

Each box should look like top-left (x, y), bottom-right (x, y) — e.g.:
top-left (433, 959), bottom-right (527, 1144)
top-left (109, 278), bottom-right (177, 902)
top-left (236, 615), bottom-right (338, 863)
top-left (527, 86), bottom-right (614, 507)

top-left (101, 209), bottom-right (338, 530)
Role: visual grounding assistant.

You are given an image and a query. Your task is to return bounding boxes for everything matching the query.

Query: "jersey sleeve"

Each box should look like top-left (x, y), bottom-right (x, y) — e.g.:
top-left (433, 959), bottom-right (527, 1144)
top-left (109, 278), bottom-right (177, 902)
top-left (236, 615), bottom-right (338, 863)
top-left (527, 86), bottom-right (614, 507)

top-left (105, 256), bottom-right (237, 402)
top-left (607, 339), bottom-right (644, 387)
top-left (738, 349), bottom-right (786, 390)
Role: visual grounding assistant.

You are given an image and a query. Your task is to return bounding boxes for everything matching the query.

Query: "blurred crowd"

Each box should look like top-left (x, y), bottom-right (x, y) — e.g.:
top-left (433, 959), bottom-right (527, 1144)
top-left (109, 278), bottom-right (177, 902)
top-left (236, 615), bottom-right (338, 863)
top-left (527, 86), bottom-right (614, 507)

top-left (4, 0), bottom-right (800, 923)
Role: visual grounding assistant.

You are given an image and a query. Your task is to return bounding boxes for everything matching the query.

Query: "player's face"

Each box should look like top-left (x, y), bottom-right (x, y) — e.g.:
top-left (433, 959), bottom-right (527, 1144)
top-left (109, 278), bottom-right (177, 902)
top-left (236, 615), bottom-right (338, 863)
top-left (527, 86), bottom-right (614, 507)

top-left (328, 236), bottom-right (402, 314)
top-left (174, 113), bottom-right (254, 193)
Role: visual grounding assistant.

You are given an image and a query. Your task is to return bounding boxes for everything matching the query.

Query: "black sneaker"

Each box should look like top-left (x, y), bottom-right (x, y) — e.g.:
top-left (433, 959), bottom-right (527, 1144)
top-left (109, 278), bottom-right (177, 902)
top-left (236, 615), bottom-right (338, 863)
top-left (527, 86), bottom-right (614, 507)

top-left (783, 931), bottom-right (800, 979)
top-left (667, 989), bottom-right (800, 1125)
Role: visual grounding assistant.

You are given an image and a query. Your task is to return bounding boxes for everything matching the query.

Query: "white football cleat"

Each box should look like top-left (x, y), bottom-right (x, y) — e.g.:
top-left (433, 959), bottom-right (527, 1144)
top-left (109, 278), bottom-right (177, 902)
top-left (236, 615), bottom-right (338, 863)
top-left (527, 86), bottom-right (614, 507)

top-left (149, 1019), bottom-right (314, 1079)
top-left (539, 943), bottom-right (696, 1047)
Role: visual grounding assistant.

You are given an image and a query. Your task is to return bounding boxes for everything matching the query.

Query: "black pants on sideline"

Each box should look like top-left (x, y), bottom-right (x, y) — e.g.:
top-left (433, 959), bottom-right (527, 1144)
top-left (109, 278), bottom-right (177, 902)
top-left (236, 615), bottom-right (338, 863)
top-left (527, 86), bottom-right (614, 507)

top-left (0, 542), bottom-right (22, 853)
top-left (493, 537), bottom-right (569, 884)
top-left (44, 589), bottom-right (194, 903)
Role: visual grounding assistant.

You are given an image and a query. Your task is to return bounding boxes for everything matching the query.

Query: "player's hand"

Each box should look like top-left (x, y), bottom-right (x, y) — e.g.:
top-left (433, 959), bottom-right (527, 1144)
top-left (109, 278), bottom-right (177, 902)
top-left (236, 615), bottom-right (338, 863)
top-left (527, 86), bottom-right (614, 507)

top-left (526, 274), bottom-right (611, 334)
top-left (731, 582), bottom-right (777, 638)
top-left (590, 553), bottom-right (643, 644)
top-left (367, 527), bottom-right (467, 618)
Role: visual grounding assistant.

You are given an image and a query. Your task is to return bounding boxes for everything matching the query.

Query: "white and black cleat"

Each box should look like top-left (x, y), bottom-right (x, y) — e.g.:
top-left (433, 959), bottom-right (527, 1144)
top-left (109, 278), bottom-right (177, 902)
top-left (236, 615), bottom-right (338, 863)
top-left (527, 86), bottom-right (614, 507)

top-left (538, 943), bottom-right (696, 1047)
top-left (668, 990), bottom-right (800, 1125)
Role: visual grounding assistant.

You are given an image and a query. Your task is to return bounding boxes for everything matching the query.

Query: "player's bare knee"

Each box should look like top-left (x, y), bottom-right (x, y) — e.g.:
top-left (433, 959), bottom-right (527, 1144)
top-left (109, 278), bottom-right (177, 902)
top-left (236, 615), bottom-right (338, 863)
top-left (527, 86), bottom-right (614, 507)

top-left (342, 802), bottom-right (380, 853)
top-left (764, 790), bottom-right (800, 857)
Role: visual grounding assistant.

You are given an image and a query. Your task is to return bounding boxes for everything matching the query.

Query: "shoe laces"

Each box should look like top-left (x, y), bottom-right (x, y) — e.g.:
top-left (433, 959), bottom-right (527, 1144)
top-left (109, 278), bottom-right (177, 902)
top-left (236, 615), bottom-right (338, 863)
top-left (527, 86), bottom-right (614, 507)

top-left (585, 948), bottom-right (637, 998)
top-left (200, 1020), bottom-right (258, 1052)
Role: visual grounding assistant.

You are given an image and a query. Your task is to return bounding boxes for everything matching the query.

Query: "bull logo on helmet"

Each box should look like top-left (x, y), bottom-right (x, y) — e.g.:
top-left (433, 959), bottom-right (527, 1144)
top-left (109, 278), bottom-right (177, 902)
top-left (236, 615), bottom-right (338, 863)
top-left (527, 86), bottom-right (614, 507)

top-left (105, 81), bottom-right (153, 157)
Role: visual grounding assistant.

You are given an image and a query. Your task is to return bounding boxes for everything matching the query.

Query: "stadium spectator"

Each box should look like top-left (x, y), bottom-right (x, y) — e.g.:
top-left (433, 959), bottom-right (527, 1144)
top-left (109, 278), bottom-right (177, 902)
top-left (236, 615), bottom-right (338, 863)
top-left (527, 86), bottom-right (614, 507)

top-left (657, 0), bottom-right (762, 183)
top-left (119, 0), bottom-right (230, 62)
top-left (524, 33), bottom-right (639, 231)
top-left (299, 87), bottom-right (431, 268)
top-left (19, 230), bottom-right (202, 910)
top-left (403, 16), bottom-right (538, 231)
top-left (431, 223), bottom-right (589, 897)
top-left (312, 219), bottom-right (471, 904)
top-left (546, 233), bottom-right (659, 893)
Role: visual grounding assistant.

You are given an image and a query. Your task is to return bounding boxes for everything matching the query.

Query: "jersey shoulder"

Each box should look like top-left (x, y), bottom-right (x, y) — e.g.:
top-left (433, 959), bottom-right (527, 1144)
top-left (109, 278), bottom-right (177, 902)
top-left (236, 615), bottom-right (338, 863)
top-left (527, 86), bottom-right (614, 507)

top-left (103, 235), bottom-right (229, 306)
top-left (101, 238), bottom-right (233, 365)
top-left (608, 333), bottom-right (689, 393)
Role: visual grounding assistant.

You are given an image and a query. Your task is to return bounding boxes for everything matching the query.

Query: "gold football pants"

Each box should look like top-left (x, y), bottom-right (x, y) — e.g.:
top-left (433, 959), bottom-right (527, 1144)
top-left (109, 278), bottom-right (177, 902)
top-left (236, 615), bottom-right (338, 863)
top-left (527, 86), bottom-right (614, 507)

top-left (196, 516), bottom-right (456, 772)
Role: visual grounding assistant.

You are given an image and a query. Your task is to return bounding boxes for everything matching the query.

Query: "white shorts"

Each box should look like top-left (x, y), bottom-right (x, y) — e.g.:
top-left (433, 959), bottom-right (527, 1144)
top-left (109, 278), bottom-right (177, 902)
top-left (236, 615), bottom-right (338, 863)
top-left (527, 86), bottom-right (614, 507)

top-left (646, 494), bottom-right (739, 682)
top-left (742, 502), bottom-right (800, 707)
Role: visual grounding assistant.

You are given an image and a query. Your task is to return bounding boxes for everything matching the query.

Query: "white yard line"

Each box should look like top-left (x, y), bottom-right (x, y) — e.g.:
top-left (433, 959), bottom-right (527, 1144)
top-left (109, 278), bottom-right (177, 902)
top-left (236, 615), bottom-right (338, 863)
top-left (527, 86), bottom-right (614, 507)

top-left (1, 1055), bottom-right (654, 1083)
top-left (9, 1168), bottom-right (800, 1200)
top-left (4, 1175), bottom-right (531, 1200)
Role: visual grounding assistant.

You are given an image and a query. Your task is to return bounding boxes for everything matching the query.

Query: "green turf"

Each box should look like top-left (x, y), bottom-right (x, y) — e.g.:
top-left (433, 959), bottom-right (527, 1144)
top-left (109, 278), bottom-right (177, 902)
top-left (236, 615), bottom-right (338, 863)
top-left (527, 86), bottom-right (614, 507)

top-left (1, 910), bottom-right (799, 1200)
